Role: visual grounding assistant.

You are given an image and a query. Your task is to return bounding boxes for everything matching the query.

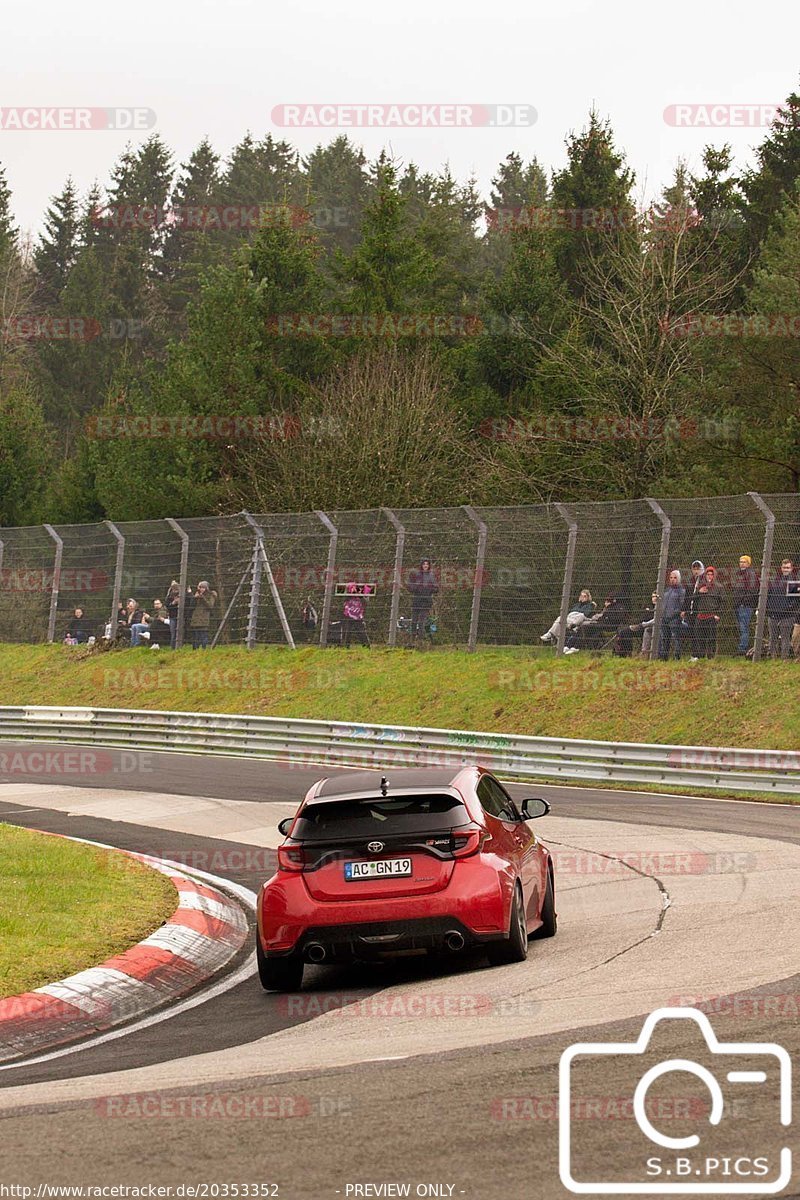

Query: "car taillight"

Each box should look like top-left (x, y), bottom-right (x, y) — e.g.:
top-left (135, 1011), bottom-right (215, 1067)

top-left (451, 827), bottom-right (489, 858)
top-left (277, 843), bottom-right (306, 872)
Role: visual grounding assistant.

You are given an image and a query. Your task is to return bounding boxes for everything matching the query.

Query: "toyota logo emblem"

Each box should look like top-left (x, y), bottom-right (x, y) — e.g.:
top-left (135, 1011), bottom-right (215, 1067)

top-left (367, 841), bottom-right (384, 854)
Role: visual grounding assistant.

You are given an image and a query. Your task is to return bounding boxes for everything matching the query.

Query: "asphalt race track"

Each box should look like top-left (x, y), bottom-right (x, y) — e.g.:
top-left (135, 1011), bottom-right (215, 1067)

top-left (1, 745), bottom-right (799, 1199)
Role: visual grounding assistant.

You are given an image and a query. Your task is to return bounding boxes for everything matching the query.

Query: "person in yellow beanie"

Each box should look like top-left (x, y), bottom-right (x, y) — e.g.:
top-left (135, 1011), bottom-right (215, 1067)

top-left (732, 554), bottom-right (758, 654)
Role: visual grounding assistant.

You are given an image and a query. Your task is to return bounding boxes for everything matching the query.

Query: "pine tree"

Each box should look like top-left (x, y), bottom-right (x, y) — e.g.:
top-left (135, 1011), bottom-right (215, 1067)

top-left (714, 191), bottom-right (800, 491)
top-left (303, 136), bottom-right (370, 252)
top-left (741, 89), bottom-right (800, 248)
top-left (0, 161), bottom-right (17, 258)
top-left (80, 182), bottom-right (105, 248)
top-left (35, 177), bottom-right (80, 302)
top-left (338, 153), bottom-right (433, 314)
top-left (488, 152), bottom-right (548, 217)
top-left (549, 110), bottom-right (635, 298)
top-left (160, 138), bottom-right (223, 315)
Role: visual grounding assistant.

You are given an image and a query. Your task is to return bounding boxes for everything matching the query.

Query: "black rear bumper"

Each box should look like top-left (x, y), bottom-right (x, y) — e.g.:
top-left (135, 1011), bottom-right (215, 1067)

top-left (268, 917), bottom-right (504, 962)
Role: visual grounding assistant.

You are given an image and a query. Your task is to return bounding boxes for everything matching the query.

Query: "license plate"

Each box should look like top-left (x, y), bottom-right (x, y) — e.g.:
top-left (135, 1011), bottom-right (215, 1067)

top-left (344, 857), bottom-right (412, 881)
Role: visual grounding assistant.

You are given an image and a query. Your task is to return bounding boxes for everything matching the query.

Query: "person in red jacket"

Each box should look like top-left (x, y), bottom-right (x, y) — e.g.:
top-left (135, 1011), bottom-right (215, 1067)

top-left (693, 566), bottom-right (721, 659)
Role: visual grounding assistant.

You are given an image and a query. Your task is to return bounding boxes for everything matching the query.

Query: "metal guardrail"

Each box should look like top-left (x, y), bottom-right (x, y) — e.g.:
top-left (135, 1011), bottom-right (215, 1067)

top-left (0, 706), bottom-right (798, 796)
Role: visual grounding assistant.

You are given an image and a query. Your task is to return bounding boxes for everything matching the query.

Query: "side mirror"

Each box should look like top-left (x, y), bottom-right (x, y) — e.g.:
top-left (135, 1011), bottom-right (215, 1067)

top-left (520, 798), bottom-right (550, 820)
top-left (277, 816), bottom-right (294, 836)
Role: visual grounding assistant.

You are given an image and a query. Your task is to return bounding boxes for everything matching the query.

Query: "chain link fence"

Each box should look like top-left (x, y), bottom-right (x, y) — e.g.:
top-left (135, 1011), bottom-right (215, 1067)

top-left (2, 493), bottom-right (799, 660)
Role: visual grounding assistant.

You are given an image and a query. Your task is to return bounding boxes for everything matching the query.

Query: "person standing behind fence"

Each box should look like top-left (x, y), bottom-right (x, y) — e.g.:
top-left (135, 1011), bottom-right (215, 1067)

top-left (165, 581), bottom-right (182, 649)
top-left (629, 592), bottom-right (658, 658)
top-left (694, 567), bottom-right (721, 658)
top-left (407, 558), bottom-right (439, 641)
top-left (189, 580), bottom-right (217, 649)
top-left (766, 559), bottom-right (799, 659)
top-left (659, 570), bottom-right (686, 660)
top-left (342, 582), bottom-right (369, 648)
top-left (682, 561), bottom-right (706, 659)
top-left (732, 555), bottom-right (758, 655)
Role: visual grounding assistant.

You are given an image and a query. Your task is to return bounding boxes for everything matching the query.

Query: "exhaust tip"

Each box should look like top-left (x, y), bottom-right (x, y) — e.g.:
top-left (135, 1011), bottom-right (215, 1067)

top-left (444, 930), bottom-right (465, 952)
top-left (306, 942), bottom-right (327, 963)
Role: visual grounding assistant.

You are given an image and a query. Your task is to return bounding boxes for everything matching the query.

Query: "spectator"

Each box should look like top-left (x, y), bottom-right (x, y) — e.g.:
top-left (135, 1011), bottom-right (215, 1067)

top-left (681, 560), bottom-right (706, 657)
top-left (693, 566), bottom-right (721, 659)
top-left (766, 559), bottom-right (799, 660)
top-left (165, 582), bottom-right (183, 649)
top-left (117, 598), bottom-right (143, 643)
top-left (406, 558), bottom-right (439, 640)
top-left (564, 595), bottom-right (628, 654)
top-left (188, 580), bottom-right (217, 649)
top-left (341, 582), bottom-right (369, 648)
top-left (659, 570), bottom-right (686, 660)
top-left (629, 592), bottom-right (659, 658)
top-left (130, 610), bottom-right (152, 646)
top-left (540, 589), bottom-right (596, 644)
top-left (732, 554), bottom-right (759, 656)
top-left (65, 607), bottom-right (93, 644)
top-left (148, 598), bottom-right (172, 647)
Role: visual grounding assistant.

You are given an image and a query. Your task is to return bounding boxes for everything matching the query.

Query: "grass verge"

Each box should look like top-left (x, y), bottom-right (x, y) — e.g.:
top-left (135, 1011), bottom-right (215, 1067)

top-left (0, 642), bottom-right (798, 803)
top-left (0, 642), bottom-right (798, 746)
top-left (0, 824), bottom-right (177, 998)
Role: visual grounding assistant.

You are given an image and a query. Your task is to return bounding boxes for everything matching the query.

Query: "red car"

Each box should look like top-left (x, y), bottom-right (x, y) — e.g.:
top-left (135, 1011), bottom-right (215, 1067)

top-left (256, 766), bottom-right (557, 991)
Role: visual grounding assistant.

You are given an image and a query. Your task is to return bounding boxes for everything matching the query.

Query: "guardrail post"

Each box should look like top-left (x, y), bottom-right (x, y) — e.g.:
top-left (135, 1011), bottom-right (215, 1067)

top-left (315, 511), bottom-right (338, 648)
top-left (463, 506), bottom-right (487, 652)
top-left (43, 524), bottom-right (63, 643)
top-left (554, 504), bottom-right (578, 655)
top-left (243, 513), bottom-right (295, 649)
top-left (645, 499), bottom-right (671, 660)
top-left (103, 520), bottom-right (125, 633)
top-left (165, 518), bottom-right (189, 649)
top-left (749, 492), bottom-right (776, 663)
top-left (381, 508), bottom-right (406, 647)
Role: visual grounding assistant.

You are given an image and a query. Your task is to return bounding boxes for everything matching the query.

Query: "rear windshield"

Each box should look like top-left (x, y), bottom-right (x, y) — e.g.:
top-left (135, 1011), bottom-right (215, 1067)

top-left (293, 793), bottom-right (470, 841)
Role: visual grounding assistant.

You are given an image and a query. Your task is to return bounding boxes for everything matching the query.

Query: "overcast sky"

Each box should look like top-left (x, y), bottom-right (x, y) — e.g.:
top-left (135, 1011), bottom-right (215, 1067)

top-left (2, 0), bottom-right (799, 237)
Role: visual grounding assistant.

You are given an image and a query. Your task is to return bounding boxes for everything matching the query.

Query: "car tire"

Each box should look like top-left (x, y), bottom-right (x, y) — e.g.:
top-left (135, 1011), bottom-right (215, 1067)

top-left (531, 870), bottom-right (557, 939)
top-left (486, 882), bottom-right (528, 966)
top-left (256, 936), bottom-right (304, 992)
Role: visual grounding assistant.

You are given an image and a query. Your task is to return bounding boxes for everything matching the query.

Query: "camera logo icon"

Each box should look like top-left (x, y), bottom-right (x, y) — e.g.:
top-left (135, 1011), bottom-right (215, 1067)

top-left (559, 1007), bottom-right (792, 1194)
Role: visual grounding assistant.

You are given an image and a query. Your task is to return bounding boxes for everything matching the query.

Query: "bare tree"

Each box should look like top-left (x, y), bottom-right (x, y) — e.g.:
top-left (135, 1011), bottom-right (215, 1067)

top-left (232, 344), bottom-right (477, 513)
top-left (513, 214), bottom-right (743, 497)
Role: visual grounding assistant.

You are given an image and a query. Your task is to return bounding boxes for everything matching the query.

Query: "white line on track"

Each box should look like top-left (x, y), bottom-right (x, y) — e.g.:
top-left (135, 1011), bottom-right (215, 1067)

top-left (0, 835), bottom-right (257, 1073)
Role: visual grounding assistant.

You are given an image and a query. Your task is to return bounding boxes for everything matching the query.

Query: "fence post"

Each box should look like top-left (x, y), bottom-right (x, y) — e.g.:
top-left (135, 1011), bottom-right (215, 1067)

top-left (382, 507), bottom-right (406, 647)
top-left (554, 505), bottom-right (578, 656)
top-left (43, 524), bottom-right (63, 643)
top-left (165, 518), bottom-right (189, 649)
top-left (104, 520), bottom-right (125, 632)
top-left (463, 506), bottom-right (488, 653)
top-left (645, 499), bottom-right (672, 660)
top-left (315, 511), bottom-right (338, 648)
top-left (749, 492), bottom-right (776, 663)
top-left (243, 513), bottom-right (295, 649)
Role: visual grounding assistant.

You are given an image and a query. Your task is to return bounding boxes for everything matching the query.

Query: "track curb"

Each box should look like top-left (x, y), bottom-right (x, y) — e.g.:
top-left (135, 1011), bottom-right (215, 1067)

top-left (0, 839), bottom-right (249, 1064)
